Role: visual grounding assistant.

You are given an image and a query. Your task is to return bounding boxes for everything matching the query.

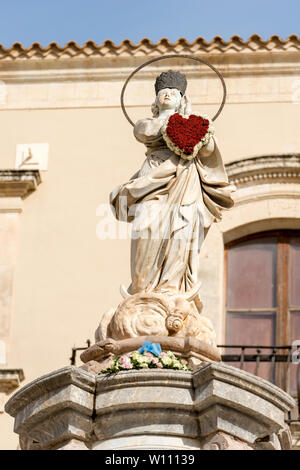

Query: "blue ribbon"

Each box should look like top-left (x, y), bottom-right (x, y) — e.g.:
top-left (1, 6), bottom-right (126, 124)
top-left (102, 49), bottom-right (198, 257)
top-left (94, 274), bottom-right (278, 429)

top-left (138, 341), bottom-right (162, 357)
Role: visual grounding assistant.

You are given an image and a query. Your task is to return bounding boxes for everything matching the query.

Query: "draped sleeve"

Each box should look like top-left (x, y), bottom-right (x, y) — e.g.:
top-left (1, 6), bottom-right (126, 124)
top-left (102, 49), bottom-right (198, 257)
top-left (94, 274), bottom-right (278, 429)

top-left (133, 118), bottom-right (169, 152)
top-left (111, 117), bottom-right (235, 225)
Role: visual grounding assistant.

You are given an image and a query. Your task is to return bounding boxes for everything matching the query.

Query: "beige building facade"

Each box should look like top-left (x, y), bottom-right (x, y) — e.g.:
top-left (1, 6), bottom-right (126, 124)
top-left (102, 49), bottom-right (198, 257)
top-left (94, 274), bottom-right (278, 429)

top-left (0, 34), bottom-right (300, 449)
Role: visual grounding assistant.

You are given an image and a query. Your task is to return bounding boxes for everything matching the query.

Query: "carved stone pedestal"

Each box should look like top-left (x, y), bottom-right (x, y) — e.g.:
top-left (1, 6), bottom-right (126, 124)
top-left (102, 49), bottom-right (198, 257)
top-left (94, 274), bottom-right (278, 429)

top-left (5, 363), bottom-right (295, 450)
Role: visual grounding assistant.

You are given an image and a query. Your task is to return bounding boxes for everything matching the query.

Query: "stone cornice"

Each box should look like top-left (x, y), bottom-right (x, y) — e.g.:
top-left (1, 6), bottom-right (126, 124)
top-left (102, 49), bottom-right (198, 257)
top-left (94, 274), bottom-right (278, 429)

top-left (5, 366), bottom-right (95, 418)
top-left (0, 36), bottom-right (299, 110)
top-left (194, 362), bottom-right (295, 412)
top-left (0, 35), bottom-right (299, 61)
top-left (0, 170), bottom-right (41, 198)
top-left (0, 368), bottom-right (24, 394)
top-left (226, 154), bottom-right (300, 188)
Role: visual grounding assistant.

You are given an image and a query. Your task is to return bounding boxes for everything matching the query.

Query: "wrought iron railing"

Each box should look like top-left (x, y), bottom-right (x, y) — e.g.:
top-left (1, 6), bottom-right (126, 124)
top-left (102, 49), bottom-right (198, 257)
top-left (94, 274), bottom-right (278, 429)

top-left (219, 344), bottom-right (300, 424)
top-left (70, 340), bottom-right (91, 366)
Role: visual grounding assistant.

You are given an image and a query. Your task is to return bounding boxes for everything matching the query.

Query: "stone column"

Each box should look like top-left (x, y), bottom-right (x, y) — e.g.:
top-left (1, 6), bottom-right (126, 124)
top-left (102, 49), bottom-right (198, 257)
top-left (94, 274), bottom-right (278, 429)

top-left (5, 363), bottom-right (295, 450)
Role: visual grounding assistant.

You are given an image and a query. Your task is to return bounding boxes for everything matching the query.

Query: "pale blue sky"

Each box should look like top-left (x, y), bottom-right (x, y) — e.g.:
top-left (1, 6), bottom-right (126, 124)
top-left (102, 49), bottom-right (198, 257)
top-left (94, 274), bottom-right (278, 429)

top-left (0, 0), bottom-right (299, 48)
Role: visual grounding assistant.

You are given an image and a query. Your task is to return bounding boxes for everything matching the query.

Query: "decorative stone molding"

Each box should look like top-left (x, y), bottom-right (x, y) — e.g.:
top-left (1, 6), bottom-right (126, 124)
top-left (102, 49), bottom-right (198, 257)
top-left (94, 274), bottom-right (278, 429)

top-left (5, 366), bottom-right (96, 450)
top-left (223, 154), bottom-right (300, 211)
top-left (95, 291), bottom-right (217, 347)
top-left (0, 35), bottom-right (299, 61)
top-left (0, 35), bottom-right (299, 110)
top-left (0, 369), bottom-right (24, 394)
top-left (0, 170), bottom-right (41, 198)
top-left (193, 363), bottom-right (294, 446)
top-left (290, 422), bottom-right (300, 450)
top-left (0, 369), bottom-right (24, 413)
top-left (226, 154), bottom-right (300, 188)
top-left (202, 432), bottom-right (253, 450)
top-left (5, 363), bottom-right (295, 450)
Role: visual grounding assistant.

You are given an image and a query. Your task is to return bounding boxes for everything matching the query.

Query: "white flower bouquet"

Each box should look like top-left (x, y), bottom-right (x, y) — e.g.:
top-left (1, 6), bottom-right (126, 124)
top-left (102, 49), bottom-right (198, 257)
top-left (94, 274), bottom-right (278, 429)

top-left (100, 350), bottom-right (191, 374)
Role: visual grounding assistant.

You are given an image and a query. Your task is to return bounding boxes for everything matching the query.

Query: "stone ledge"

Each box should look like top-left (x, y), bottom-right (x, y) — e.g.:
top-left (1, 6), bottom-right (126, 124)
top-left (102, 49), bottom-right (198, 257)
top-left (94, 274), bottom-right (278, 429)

top-left (5, 366), bottom-right (96, 450)
top-left (97, 368), bottom-right (193, 391)
top-left (4, 363), bottom-right (296, 450)
top-left (290, 422), bottom-right (300, 449)
top-left (193, 362), bottom-right (295, 413)
top-left (0, 170), bottom-right (41, 198)
top-left (226, 154), bottom-right (300, 188)
top-left (5, 366), bottom-right (95, 417)
top-left (0, 368), bottom-right (24, 394)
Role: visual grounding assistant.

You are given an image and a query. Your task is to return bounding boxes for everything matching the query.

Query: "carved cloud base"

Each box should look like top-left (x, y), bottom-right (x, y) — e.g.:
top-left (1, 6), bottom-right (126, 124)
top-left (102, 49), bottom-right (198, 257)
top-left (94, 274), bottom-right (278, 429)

top-left (96, 291), bottom-right (217, 346)
top-left (5, 363), bottom-right (295, 450)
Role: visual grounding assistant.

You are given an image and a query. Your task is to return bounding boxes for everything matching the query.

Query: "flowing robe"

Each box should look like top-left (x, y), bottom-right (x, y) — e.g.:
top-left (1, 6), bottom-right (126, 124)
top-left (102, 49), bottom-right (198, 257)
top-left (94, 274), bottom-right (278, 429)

top-left (110, 117), bottom-right (235, 296)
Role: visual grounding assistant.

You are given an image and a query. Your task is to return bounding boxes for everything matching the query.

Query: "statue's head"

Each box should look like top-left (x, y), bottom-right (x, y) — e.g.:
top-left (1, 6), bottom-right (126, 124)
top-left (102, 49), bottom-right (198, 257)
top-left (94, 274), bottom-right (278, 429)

top-left (156, 88), bottom-right (182, 112)
top-left (152, 69), bottom-right (191, 117)
top-left (155, 70), bottom-right (187, 96)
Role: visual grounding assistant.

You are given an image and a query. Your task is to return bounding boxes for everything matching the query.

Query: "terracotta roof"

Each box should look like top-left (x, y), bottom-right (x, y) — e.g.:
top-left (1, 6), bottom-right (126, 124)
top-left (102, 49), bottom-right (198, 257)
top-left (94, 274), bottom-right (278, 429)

top-left (0, 34), bottom-right (299, 60)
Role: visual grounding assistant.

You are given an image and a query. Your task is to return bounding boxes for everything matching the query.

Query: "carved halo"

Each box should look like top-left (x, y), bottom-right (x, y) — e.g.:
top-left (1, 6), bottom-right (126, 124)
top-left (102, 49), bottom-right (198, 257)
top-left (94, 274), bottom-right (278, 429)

top-left (120, 54), bottom-right (227, 126)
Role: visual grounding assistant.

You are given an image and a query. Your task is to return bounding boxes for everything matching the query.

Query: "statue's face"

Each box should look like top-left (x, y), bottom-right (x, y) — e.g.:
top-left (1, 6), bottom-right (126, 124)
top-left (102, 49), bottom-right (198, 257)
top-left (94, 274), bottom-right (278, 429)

top-left (157, 88), bottom-right (181, 111)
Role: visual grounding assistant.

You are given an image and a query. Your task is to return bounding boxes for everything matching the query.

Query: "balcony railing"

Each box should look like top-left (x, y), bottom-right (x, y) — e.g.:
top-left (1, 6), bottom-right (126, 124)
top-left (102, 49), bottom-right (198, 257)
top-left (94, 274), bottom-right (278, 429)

top-left (219, 344), bottom-right (300, 424)
top-left (70, 340), bottom-right (91, 366)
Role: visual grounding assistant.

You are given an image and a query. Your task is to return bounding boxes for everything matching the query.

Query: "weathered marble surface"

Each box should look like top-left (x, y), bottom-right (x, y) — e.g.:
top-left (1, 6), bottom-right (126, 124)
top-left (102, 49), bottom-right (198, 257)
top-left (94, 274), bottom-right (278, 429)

top-left (103, 73), bottom-right (234, 347)
top-left (5, 366), bottom-right (95, 450)
top-left (96, 292), bottom-right (217, 346)
top-left (290, 422), bottom-right (300, 450)
top-left (5, 363), bottom-right (295, 450)
top-left (0, 369), bottom-right (24, 413)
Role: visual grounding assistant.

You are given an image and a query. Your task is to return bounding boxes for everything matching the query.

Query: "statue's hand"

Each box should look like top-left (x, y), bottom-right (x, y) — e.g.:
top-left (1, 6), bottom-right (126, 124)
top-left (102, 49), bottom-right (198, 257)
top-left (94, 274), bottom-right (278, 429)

top-left (199, 136), bottom-right (215, 157)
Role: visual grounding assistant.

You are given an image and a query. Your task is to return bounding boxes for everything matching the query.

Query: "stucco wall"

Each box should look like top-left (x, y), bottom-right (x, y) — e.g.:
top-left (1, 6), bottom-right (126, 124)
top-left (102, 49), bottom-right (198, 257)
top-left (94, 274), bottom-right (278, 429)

top-left (0, 40), bottom-right (300, 448)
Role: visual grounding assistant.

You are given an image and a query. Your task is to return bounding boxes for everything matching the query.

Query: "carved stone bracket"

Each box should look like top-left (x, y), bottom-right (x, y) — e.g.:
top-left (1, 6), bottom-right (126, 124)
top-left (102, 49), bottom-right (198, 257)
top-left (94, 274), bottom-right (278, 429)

top-left (290, 422), bottom-right (300, 450)
top-left (0, 368), bottom-right (24, 394)
top-left (0, 368), bottom-right (24, 413)
top-left (0, 170), bottom-right (41, 198)
top-left (5, 366), bottom-right (95, 450)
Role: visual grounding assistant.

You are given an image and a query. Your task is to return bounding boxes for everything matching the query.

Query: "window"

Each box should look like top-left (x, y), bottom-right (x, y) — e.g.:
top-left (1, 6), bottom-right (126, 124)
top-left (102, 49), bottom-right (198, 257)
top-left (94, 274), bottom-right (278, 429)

top-left (225, 231), bottom-right (300, 391)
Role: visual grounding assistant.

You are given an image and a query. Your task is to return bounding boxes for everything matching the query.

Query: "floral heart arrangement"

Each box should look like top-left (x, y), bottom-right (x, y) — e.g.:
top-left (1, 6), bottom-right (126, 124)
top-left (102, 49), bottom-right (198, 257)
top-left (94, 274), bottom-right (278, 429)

top-left (100, 341), bottom-right (191, 374)
top-left (161, 112), bottom-right (214, 160)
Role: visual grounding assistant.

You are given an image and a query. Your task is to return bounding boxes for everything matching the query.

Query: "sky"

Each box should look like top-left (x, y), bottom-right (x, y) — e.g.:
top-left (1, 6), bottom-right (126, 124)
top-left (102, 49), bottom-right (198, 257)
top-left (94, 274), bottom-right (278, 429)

top-left (0, 0), bottom-right (299, 48)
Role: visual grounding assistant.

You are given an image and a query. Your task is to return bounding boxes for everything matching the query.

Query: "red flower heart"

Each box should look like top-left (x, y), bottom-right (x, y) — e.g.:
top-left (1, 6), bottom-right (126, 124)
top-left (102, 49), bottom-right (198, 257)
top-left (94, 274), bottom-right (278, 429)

top-left (165, 113), bottom-right (210, 157)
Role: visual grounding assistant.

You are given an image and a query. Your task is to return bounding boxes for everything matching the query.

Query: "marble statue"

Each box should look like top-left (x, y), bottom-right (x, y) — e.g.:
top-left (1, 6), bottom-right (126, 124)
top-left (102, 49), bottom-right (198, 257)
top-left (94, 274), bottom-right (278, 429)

top-left (96, 70), bottom-right (235, 349)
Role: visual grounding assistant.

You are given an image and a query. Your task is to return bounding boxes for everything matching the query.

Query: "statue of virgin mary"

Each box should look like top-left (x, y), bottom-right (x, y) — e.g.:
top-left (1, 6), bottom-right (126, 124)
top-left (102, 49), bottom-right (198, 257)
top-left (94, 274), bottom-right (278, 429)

top-left (110, 70), bottom-right (235, 311)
